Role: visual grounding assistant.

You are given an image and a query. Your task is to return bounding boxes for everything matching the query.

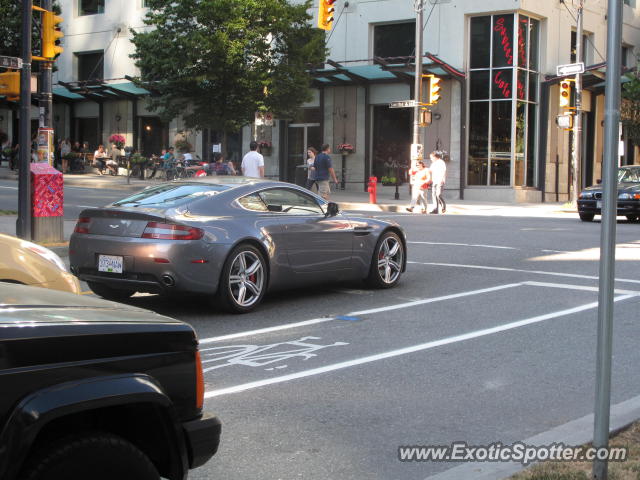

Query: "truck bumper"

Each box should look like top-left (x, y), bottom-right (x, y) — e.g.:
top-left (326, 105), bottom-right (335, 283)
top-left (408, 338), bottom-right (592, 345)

top-left (182, 413), bottom-right (222, 469)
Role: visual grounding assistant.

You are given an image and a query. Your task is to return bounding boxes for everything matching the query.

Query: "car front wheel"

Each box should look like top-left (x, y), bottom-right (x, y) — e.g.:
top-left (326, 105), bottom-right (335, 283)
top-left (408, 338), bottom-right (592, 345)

top-left (366, 231), bottom-right (404, 289)
top-left (21, 432), bottom-right (159, 480)
top-left (625, 214), bottom-right (639, 222)
top-left (216, 244), bottom-right (267, 313)
top-left (579, 212), bottom-right (595, 222)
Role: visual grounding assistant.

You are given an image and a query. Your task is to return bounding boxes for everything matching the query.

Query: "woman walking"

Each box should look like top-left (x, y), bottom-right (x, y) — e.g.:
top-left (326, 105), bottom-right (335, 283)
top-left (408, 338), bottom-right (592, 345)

top-left (305, 146), bottom-right (318, 191)
top-left (406, 160), bottom-right (431, 213)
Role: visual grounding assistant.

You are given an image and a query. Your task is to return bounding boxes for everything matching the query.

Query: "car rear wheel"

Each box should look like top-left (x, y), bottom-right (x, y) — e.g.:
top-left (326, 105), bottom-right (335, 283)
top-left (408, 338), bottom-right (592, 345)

top-left (87, 281), bottom-right (135, 301)
top-left (21, 432), bottom-right (159, 480)
top-left (625, 214), bottom-right (639, 222)
top-left (579, 212), bottom-right (595, 222)
top-left (366, 231), bottom-right (404, 289)
top-left (216, 244), bottom-right (266, 313)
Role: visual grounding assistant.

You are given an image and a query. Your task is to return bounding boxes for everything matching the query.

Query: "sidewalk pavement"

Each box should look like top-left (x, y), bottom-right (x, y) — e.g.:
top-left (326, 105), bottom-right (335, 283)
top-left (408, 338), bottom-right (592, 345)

top-left (0, 165), bottom-right (578, 256)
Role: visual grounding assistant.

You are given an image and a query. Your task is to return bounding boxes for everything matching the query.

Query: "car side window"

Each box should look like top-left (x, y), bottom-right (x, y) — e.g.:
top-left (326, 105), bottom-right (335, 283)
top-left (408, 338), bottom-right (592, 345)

top-left (259, 188), bottom-right (324, 215)
top-left (238, 193), bottom-right (268, 212)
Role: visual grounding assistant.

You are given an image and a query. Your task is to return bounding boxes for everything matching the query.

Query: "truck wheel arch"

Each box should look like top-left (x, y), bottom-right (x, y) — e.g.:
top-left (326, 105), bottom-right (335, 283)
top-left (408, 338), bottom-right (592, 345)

top-left (1, 374), bottom-right (188, 480)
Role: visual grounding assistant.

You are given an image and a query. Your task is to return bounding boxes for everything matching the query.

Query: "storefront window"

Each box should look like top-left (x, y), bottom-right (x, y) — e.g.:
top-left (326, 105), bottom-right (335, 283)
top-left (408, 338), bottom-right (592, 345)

top-left (467, 14), bottom-right (539, 187)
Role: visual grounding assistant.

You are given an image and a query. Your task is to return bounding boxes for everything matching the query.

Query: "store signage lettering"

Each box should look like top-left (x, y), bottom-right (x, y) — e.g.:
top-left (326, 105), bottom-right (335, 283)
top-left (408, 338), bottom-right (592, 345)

top-left (518, 19), bottom-right (527, 66)
top-left (494, 71), bottom-right (511, 98)
top-left (493, 17), bottom-right (513, 66)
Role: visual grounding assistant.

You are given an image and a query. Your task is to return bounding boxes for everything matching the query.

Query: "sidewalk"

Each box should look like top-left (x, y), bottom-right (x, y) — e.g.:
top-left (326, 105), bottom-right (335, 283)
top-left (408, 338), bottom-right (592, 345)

top-left (0, 165), bottom-right (578, 253)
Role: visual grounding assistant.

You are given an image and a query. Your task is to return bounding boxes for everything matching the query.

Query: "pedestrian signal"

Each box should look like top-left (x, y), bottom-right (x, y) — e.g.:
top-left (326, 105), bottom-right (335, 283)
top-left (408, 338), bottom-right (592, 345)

top-left (0, 72), bottom-right (20, 101)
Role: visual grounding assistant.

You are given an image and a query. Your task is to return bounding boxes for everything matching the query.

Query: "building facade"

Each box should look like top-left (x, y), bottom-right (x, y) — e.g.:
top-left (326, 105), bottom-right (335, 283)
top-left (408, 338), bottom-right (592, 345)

top-left (312, 0), bottom-right (640, 201)
top-left (2, 0), bottom-right (638, 203)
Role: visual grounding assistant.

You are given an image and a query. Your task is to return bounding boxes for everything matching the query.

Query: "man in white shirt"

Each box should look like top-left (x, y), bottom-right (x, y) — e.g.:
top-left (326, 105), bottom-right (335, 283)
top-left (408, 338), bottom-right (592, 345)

top-left (241, 141), bottom-right (264, 178)
top-left (429, 150), bottom-right (447, 214)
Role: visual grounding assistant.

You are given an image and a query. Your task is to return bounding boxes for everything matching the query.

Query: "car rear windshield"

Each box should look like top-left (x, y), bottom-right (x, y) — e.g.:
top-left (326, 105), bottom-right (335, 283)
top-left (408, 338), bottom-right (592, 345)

top-left (113, 183), bottom-right (231, 207)
top-left (619, 168), bottom-right (640, 183)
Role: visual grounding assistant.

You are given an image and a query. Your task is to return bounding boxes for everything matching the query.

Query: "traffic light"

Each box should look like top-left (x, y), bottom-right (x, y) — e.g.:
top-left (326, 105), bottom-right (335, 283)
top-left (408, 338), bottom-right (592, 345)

top-left (0, 72), bottom-right (20, 101)
top-left (318, 0), bottom-right (336, 31)
top-left (559, 80), bottom-right (571, 108)
top-left (428, 76), bottom-right (441, 105)
top-left (42, 10), bottom-right (64, 59)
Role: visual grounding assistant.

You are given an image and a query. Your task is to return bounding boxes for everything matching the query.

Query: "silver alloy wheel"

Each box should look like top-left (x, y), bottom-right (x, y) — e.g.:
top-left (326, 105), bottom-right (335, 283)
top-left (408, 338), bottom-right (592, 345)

top-left (377, 235), bottom-right (403, 284)
top-left (228, 250), bottom-right (265, 307)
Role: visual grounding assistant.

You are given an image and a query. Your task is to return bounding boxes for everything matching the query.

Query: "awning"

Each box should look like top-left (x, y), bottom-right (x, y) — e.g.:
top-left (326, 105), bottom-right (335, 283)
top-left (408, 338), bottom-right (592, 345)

top-left (311, 52), bottom-right (465, 87)
top-left (53, 80), bottom-right (151, 102)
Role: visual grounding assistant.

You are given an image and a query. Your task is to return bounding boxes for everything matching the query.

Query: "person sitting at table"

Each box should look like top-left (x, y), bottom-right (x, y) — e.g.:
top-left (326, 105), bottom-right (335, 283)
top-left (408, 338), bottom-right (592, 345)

top-left (93, 144), bottom-right (109, 175)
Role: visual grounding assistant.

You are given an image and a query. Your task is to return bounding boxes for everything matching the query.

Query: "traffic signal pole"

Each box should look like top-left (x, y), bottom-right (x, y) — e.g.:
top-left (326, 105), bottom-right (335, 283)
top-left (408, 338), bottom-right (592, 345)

top-left (40, 0), bottom-right (53, 132)
top-left (571, 1), bottom-right (584, 208)
top-left (17, 0), bottom-right (32, 240)
top-left (412, 0), bottom-right (424, 160)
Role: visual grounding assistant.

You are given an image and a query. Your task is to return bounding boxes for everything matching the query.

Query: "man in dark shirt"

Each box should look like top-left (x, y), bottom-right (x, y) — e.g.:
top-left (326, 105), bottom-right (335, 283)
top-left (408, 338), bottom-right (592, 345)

top-left (314, 144), bottom-right (339, 200)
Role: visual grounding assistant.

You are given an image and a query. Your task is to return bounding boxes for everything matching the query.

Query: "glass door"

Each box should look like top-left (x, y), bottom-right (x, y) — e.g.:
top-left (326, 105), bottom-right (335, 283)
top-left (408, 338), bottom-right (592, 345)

top-left (286, 123), bottom-right (320, 183)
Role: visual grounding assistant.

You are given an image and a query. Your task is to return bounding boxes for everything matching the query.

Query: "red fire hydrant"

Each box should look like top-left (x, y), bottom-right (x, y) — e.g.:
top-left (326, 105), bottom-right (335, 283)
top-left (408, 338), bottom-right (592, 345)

top-left (368, 176), bottom-right (378, 204)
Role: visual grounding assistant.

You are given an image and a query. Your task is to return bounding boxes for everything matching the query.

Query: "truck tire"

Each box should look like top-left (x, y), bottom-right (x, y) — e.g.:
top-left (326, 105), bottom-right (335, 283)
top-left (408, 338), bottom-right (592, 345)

top-left (87, 281), bottom-right (135, 301)
top-left (21, 432), bottom-right (159, 480)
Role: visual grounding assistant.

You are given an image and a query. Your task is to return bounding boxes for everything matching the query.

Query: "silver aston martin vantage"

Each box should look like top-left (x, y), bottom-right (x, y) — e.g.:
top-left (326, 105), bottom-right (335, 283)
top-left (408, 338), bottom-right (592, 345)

top-left (69, 177), bottom-right (406, 313)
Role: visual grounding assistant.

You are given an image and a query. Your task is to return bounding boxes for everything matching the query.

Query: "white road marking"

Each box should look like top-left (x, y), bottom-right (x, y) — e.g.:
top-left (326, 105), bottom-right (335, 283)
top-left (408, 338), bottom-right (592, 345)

top-left (0, 186), bottom-right (18, 190)
top-left (409, 261), bottom-right (640, 285)
top-left (203, 294), bottom-right (637, 399)
top-left (198, 283), bottom-right (523, 345)
top-left (409, 241), bottom-right (517, 250)
top-left (523, 281), bottom-right (640, 295)
top-left (200, 337), bottom-right (348, 372)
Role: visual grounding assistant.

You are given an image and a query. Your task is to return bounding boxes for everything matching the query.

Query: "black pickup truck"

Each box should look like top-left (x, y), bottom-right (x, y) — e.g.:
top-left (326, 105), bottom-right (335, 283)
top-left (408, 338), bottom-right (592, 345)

top-left (0, 283), bottom-right (221, 480)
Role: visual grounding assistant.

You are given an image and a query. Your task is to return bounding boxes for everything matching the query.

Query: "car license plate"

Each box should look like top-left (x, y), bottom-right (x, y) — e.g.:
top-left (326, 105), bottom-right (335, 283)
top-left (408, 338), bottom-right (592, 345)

top-left (597, 201), bottom-right (602, 209)
top-left (98, 255), bottom-right (124, 273)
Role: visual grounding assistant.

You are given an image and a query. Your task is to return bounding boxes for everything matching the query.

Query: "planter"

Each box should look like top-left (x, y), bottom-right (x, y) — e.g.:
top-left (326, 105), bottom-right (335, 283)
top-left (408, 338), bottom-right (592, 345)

top-left (260, 147), bottom-right (272, 156)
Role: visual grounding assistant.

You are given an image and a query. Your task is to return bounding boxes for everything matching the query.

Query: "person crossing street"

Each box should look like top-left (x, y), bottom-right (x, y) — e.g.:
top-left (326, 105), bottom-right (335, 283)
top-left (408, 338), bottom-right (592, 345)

top-left (406, 160), bottom-right (431, 213)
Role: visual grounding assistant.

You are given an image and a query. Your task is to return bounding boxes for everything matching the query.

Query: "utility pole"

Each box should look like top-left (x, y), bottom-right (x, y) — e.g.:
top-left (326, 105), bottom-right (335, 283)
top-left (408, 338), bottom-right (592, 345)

top-left (592, 0), bottom-right (622, 477)
top-left (17, 0), bottom-right (32, 240)
top-left (412, 0), bottom-right (424, 169)
top-left (571, 1), bottom-right (584, 208)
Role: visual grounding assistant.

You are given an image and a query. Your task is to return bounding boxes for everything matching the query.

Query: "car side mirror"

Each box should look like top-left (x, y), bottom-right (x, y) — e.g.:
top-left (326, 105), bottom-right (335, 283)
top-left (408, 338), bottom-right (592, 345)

top-left (325, 202), bottom-right (339, 217)
top-left (597, 179), bottom-right (602, 184)
top-left (267, 204), bottom-right (283, 212)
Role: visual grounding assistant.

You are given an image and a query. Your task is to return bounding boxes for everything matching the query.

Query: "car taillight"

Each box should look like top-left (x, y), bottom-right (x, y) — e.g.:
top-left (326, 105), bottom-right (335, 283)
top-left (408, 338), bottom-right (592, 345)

top-left (195, 351), bottom-right (205, 410)
top-left (74, 217), bottom-right (91, 234)
top-left (141, 222), bottom-right (204, 240)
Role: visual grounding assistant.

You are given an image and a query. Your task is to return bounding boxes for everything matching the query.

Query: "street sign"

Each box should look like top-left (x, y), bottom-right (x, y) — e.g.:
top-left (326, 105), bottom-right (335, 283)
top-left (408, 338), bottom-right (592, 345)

top-left (389, 100), bottom-right (418, 108)
top-left (0, 56), bottom-right (22, 69)
top-left (556, 62), bottom-right (585, 76)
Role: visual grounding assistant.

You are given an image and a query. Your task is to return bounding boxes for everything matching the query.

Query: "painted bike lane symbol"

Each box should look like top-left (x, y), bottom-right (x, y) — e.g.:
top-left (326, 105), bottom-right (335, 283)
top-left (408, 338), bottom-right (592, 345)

top-left (200, 336), bottom-right (349, 373)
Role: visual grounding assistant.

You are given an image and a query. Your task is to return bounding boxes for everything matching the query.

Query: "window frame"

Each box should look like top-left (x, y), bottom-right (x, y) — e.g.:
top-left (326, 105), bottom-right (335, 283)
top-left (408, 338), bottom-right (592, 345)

top-left (78, 0), bottom-right (105, 16)
top-left (237, 187), bottom-right (327, 216)
top-left (75, 50), bottom-right (105, 82)
top-left (467, 13), bottom-right (540, 188)
top-left (371, 21), bottom-right (417, 60)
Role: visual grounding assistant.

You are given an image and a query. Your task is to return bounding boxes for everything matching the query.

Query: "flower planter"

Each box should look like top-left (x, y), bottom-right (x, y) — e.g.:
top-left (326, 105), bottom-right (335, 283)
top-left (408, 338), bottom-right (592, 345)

top-left (260, 147), bottom-right (272, 156)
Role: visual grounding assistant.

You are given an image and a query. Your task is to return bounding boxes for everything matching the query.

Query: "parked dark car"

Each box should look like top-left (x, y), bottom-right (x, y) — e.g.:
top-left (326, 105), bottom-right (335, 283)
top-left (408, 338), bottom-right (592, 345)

top-left (0, 283), bottom-right (221, 480)
top-left (577, 165), bottom-right (640, 222)
top-left (69, 177), bottom-right (407, 313)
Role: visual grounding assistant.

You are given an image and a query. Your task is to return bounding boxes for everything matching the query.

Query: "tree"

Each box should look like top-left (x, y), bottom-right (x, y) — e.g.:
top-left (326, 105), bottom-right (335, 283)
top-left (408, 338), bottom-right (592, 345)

top-left (130, 0), bottom-right (325, 150)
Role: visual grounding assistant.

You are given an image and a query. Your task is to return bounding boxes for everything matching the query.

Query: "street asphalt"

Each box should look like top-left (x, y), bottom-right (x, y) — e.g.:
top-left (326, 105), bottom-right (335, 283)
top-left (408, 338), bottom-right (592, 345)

top-left (1, 168), bottom-right (639, 479)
